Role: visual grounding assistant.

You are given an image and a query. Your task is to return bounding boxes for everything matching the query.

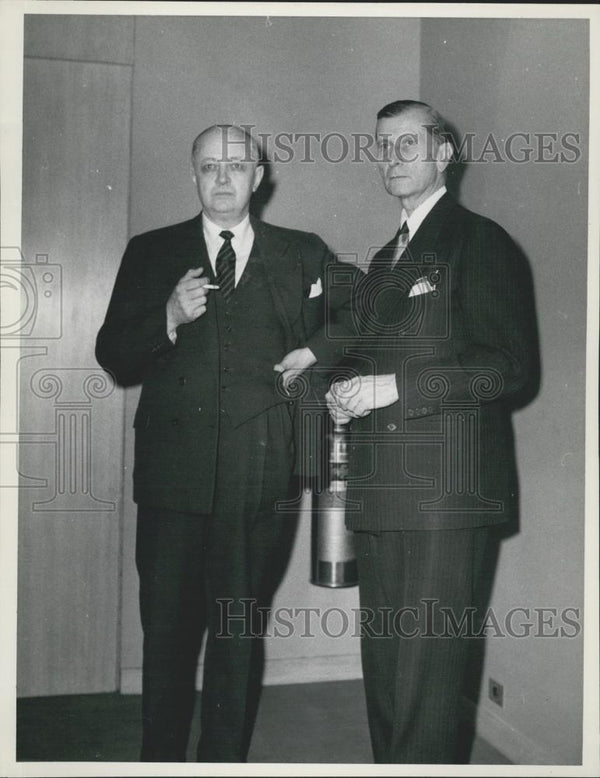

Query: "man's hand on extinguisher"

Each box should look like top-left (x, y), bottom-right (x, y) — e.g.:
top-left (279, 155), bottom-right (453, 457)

top-left (326, 373), bottom-right (399, 424)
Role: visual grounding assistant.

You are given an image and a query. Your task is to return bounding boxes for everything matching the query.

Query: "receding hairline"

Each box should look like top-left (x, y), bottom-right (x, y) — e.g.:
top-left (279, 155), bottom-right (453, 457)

top-left (191, 124), bottom-right (261, 162)
top-left (376, 100), bottom-right (449, 144)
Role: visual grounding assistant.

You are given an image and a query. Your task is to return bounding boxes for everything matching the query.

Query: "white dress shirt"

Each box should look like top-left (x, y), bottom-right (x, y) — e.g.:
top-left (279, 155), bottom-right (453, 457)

top-left (400, 185), bottom-right (447, 238)
top-left (202, 212), bottom-right (255, 286)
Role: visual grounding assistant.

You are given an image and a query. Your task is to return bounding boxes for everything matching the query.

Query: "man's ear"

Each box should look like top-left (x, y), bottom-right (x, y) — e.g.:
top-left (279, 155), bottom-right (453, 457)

top-left (252, 164), bottom-right (265, 192)
top-left (191, 164), bottom-right (197, 185)
top-left (436, 140), bottom-right (453, 173)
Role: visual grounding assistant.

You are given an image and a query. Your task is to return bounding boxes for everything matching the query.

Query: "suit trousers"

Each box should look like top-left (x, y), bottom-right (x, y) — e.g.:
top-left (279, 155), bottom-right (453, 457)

top-left (135, 403), bottom-right (297, 762)
top-left (355, 526), bottom-right (489, 764)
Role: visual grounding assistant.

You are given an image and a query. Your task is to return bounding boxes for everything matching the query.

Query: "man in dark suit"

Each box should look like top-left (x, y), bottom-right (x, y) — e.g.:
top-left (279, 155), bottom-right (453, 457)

top-left (326, 100), bottom-right (537, 763)
top-left (96, 124), bottom-right (354, 762)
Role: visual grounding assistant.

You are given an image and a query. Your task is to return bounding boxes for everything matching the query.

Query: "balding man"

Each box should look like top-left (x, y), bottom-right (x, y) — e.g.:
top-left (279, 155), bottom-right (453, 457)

top-left (326, 101), bottom-right (537, 763)
top-left (96, 125), bottom-right (354, 762)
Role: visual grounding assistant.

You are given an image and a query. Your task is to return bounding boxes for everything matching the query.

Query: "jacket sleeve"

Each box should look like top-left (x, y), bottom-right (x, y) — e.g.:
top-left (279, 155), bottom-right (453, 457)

top-left (95, 235), bottom-right (176, 386)
top-left (401, 218), bottom-right (539, 418)
top-left (303, 236), bottom-right (361, 368)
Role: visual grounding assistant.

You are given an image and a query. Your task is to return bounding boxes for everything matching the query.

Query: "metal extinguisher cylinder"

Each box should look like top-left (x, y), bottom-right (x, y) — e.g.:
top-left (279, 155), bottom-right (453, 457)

top-left (311, 421), bottom-right (358, 588)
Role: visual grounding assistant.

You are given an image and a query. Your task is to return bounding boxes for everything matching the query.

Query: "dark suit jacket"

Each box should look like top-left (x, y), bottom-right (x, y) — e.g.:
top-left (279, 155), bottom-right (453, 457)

top-left (96, 213), bottom-right (355, 513)
top-left (345, 193), bottom-right (538, 531)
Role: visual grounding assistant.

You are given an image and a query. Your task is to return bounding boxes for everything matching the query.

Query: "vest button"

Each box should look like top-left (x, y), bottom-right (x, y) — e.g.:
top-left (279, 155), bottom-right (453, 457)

top-left (178, 376), bottom-right (186, 385)
top-left (170, 418), bottom-right (179, 426)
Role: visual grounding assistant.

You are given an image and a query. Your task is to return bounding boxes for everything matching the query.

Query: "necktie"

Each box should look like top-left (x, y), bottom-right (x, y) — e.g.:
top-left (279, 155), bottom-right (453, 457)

top-left (390, 221), bottom-right (409, 268)
top-left (216, 230), bottom-right (236, 299)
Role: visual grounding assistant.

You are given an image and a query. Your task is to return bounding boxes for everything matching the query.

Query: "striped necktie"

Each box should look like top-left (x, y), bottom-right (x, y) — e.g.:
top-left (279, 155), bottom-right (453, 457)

top-left (390, 221), bottom-right (409, 268)
top-left (216, 230), bottom-right (236, 299)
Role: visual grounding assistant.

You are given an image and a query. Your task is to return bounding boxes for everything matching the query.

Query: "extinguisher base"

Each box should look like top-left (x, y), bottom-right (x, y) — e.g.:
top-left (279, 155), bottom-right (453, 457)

top-left (311, 558), bottom-right (358, 588)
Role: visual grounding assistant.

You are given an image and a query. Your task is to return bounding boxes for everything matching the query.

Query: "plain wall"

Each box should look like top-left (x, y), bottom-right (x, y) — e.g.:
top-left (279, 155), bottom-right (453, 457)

top-left (128, 15), bottom-right (419, 255)
top-left (421, 18), bottom-right (588, 763)
top-left (120, 15), bottom-right (422, 688)
top-left (17, 15), bottom-right (134, 695)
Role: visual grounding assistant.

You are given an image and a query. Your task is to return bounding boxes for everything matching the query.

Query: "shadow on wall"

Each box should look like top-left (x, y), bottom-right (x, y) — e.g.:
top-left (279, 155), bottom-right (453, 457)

top-left (250, 142), bottom-right (276, 220)
top-left (441, 119), bottom-right (542, 762)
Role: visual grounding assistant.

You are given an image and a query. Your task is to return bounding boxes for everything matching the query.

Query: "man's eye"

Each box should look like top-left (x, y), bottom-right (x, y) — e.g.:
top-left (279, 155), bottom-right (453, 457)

top-left (230, 162), bottom-right (245, 171)
top-left (202, 163), bottom-right (217, 172)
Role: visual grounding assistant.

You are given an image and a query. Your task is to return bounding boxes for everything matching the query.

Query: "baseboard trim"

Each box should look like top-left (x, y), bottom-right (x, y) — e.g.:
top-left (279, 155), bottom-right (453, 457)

top-left (262, 653), bottom-right (363, 686)
top-left (461, 696), bottom-right (559, 765)
top-left (120, 653), bottom-right (363, 695)
top-left (121, 662), bottom-right (555, 764)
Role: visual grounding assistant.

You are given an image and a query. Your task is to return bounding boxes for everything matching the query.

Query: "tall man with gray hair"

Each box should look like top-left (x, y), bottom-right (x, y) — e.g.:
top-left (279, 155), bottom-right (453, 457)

top-left (327, 101), bottom-right (537, 763)
top-left (97, 124), bottom-right (355, 762)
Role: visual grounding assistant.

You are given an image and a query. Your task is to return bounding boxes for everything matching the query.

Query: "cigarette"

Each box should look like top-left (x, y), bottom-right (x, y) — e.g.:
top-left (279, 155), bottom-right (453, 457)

top-left (203, 284), bottom-right (220, 289)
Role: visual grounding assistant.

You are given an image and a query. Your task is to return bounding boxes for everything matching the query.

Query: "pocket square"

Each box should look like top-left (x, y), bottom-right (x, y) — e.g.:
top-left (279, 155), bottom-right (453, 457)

top-left (408, 276), bottom-right (436, 298)
top-left (308, 278), bottom-right (323, 298)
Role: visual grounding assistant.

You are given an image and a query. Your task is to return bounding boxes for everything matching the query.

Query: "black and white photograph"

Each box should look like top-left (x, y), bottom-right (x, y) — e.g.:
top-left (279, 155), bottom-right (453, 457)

top-left (1, 2), bottom-right (598, 775)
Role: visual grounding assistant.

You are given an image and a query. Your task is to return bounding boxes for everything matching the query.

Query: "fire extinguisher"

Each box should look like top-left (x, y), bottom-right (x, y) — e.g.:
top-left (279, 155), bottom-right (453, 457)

top-left (311, 420), bottom-right (358, 588)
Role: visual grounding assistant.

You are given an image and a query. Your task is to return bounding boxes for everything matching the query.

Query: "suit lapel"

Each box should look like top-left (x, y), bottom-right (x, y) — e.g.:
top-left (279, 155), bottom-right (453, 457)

top-left (250, 217), bottom-right (303, 346)
top-left (401, 193), bottom-right (457, 271)
top-left (172, 214), bottom-right (219, 364)
top-left (176, 213), bottom-right (214, 281)
top-left (370, 235), bottom-right (398, 273)
top-left (159, 212), bottom-right (214, 293)
top-left (363, 195), bottom-right (457, 330)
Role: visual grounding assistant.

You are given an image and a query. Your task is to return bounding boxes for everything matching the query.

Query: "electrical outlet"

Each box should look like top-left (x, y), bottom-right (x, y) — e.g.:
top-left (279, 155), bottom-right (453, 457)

top-left (489, 678), bottom-right (504, 707)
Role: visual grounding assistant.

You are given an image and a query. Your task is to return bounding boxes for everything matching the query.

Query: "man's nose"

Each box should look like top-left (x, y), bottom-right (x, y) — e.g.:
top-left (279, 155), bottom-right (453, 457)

top-left (216, 164), bottom-right (231, 184)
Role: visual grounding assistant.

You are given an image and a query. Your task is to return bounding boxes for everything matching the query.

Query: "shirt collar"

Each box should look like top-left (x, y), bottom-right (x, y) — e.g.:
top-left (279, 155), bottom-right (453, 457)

top-left (401, 185), bottom-right (447, 239)
top-left (202, 212), bottom-right (252, 246)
